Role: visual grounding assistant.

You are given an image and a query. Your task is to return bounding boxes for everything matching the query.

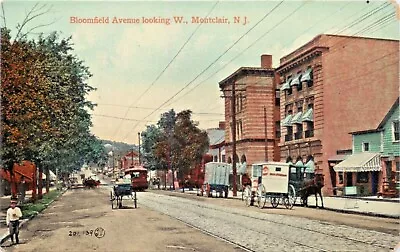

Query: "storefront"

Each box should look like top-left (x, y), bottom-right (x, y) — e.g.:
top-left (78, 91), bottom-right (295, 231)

top-left (333, 152), bottom-right (381, 196)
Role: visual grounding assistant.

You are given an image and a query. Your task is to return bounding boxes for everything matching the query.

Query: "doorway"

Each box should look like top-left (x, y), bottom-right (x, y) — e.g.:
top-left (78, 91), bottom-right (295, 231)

top-left (346, 172), bottom-right (353, 186)
top-left (371, 171), bottom-right (379, 195)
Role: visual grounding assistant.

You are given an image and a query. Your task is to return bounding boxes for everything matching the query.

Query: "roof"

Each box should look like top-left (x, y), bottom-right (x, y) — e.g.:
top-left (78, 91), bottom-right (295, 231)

top-left (207, 128), bottom-right (225, 146)
top-left (328, 154), bottom-right (350, 162)
top-left (350, 98), bottom-right (399, 135)
top-left (219, 67), bottom-right (274, 88)
top-left (333, 152), bottom-right (381, 172)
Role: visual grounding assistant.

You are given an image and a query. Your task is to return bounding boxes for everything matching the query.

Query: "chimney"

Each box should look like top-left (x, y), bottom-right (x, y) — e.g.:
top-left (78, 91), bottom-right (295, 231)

top-left (261, 54), bottom-right (272, 68)
top-left (219, 121), bottom-right (226, 130)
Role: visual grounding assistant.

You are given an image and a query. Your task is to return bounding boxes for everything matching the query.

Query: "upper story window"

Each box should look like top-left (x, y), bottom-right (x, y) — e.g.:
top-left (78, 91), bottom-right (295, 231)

top-left (296, 71), bottom-right (303, 91)
top-left (275, 89), bottom-right (280, 106)
top-left (286, 75), bottom-right (293, 96)
top-left (300, 66), bottom-right (313, 88)
top-left (393, 120), bottom-right (399, 142)
top-left (362, 142), bottom-right (370, 152)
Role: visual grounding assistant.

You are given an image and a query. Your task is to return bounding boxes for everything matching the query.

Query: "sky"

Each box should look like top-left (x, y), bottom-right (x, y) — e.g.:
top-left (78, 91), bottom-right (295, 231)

top-left (3, 0), bottom-right (399, 144)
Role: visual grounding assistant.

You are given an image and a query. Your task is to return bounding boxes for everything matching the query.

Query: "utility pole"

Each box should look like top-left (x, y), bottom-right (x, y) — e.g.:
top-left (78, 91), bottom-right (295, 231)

top-left (138, 132), bottom-right (141, 165)
top-left (264, 106), bottom-right (268, 161)
top-left (231, 81), bottom-right (237, 197)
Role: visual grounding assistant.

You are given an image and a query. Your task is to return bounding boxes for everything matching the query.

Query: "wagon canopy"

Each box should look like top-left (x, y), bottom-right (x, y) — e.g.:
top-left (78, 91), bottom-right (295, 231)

top-left (333, 152), bottom-right (381, 172)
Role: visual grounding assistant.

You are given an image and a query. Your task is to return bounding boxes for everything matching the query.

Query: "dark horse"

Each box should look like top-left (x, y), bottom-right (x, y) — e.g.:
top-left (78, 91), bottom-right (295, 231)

top-left (299, 174), bottom-right (324, 208)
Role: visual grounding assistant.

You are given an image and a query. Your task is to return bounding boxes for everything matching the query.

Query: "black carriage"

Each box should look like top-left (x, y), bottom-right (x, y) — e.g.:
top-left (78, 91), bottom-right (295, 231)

top-left (110, 183), bottom-right (137, 209)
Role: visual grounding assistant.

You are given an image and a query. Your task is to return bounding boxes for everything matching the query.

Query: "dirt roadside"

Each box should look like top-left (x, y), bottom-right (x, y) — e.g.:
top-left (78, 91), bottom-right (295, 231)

top-left (3, 188), bottom-right (243, 252)
top-left (152, 189), bottom-right (400, 236)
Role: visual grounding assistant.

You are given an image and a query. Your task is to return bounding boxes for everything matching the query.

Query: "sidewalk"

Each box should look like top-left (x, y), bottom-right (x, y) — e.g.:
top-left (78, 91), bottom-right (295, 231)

top-left (0, 187), bottom-right (58, 245)
top-left (173, 188), bottom-right (400, 218)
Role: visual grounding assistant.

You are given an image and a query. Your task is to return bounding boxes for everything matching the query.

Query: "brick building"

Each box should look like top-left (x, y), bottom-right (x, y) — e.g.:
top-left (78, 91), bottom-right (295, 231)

top-left (219, 55), bottom-right (280, 174)
top-left (276, 34), bottom-right (399, 195)
top-left (120, 151), bottom-right (140, 170)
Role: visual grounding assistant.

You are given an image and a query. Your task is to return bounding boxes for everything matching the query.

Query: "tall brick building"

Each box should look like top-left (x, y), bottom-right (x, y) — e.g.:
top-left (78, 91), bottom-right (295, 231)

top-left (219, 55), bottom-right (280, 174)
top-left (276, 34), bottom-right (399, 195)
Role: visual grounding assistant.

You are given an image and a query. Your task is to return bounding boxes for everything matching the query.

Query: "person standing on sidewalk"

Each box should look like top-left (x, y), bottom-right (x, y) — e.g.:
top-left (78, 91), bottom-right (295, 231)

top-left (6, 199), bottom-right (22, 245)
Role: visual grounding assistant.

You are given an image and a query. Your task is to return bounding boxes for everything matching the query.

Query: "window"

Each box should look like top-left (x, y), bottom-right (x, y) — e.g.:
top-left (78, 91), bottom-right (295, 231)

top-left (287, 86), bottom-right (292, 96)
top-left (239, 94), bottom-right (244, 112)
top-left (222, 155), bottom-right (226, 162)
top-left (338, 172), bottom-right (344, 184)
top-left (285, 126), bottom-right (293, 141)
top-left (305, 121), bottom-right (314, 138)
top-left (357, 172), bottom-right (369, 183)
top-left (307, 66), bottom-right (314, 87)
top-left (396, 161), bottom-right (400, 183)
top-left (275, 90), bottom-right (280, 106)
top-left (275, 121), bottom-right (281, 138)
top-left (386, 161), bottom-right (392, 180)
top-left (362, 142), bottom-right (370, 152)
top-left (393, 121), bottom-right (399, 141)
top-left (297, 71), bottom-right (303, 91)
top-left (295, 124), bottom-right (303, 139)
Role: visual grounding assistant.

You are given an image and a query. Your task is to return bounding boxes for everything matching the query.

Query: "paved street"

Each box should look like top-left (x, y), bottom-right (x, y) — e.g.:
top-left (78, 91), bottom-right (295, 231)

top-left (141, 191), bottom-right (399, 251)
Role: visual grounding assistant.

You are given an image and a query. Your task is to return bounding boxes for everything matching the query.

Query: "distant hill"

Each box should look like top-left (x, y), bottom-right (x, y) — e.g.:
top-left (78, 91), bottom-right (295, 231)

top-left (101, 139), bottom-right (139, 158)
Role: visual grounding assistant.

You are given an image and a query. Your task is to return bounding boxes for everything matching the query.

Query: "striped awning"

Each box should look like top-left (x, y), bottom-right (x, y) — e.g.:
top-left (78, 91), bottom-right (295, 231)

top-left (280, 79), bottom-right (291, 91)
top-left (282, 114), bottom-right (293, 127)
top-left (304, 160), bottom-right (315, 173)
top-left (333, 152), bottom-right (381, 172)
top-left (300, 68), bottom-right (313, 82)
top-left (301, 108), bottom-right (313, 122)
top-left (292, 112), bottom-right (303, 124)
top-left (290, 74), bottom-right (301, 86)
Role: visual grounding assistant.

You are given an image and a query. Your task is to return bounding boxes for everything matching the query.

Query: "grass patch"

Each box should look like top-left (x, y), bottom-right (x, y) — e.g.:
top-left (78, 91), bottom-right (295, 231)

top-left (21, 190), bottom-right (62, 219)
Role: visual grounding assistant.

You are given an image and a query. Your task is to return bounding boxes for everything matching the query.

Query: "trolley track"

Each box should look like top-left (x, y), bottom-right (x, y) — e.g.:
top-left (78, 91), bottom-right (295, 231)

top-left (140, 192), bottom-right (397, 251)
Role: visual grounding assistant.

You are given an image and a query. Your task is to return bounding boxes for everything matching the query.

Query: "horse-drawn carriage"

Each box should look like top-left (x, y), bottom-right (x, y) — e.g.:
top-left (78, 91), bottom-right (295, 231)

top-left (83, 176), bottom-right (100, 189)
top-left (110, 180), bottom-right (137, 209)
top-left (109, 166), bottom-right (148, 209)
top-left (243, 161), bottom-right (324, 209)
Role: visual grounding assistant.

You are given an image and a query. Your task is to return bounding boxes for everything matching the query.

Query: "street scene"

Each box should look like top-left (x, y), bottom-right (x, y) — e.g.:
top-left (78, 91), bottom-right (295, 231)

top-left (1, 1), bottom-right (400, 251)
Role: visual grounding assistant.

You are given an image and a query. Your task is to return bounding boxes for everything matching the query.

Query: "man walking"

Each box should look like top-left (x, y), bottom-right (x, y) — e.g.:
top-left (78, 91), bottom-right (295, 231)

top-left (6, 199), bottom-right (22, 245)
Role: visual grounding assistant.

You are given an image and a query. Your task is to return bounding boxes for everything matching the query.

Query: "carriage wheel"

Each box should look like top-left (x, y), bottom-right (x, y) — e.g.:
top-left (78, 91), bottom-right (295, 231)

top-left (118, 196), bottom-right (123, 209)
top-left (257, 184), bottom-right (266, 209)
top-left (224, 188), bottom-right (228, 198)
top-left (243, 186), bottom-right (252, 207)
top-left (284, 184), bottom-right (296, 209)
top-left (110, 191), bottom-right (115, 209)
top-left (270, 196), bottom-right (279, 208)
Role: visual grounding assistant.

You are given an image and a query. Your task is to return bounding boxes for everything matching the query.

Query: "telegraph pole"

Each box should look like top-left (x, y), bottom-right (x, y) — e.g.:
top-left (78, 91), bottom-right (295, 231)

top-left (138, 132), bottom-right (141, 165)
top-left (264, 106), bottom-right (268, 161)
top-left (231, 81), bottom-right (237, 197)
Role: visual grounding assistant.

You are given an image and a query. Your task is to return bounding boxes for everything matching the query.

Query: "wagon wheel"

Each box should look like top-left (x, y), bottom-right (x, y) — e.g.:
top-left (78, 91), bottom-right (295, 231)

top-left (283, 184), bottom-right (296, 210)
top-left (256, 184), bottom-right (266, 209)
top-left (118, 196), bottom-right (123, 209)
top-left (243, 185), bottom-right (252, 207)
top-left (110, 191), bottom-right (115, 209)
top-left (270, 196), bottom-right (279, 208)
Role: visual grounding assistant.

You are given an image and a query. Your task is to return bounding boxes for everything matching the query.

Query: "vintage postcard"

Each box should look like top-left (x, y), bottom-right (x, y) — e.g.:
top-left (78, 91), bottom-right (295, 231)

top-left (0, 0), bottom-right (399, 251)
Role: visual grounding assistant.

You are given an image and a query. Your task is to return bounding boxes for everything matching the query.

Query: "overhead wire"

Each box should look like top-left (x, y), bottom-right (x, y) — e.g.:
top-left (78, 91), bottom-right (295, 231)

top-left (121, 1), bottom-right (287, 142)
top-left (111, 1), bottom-right (220, 138)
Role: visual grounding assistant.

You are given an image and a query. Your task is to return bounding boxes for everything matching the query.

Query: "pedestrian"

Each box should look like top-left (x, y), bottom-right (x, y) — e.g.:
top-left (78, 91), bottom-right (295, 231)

top-left (6, 199), bottom-right (22, 245)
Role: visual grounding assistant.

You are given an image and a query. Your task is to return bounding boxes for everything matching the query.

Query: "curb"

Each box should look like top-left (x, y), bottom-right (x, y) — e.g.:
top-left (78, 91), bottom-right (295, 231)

top-left (161, 189), bottom-right (400, 219)
top-left (0, 189), bottom-right (67, 245)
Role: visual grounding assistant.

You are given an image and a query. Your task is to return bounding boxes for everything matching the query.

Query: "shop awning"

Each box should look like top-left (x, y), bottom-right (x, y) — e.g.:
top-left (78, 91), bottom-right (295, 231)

top-left (280, 79), bottom-right (291, 91)
top-left (290, 74), bottom-right (301, 86)
top-left (304, 160), bottom-right (315, 173)
top-left (292, 112), bottom-right (303, 124)
top-left (282, 114), bottom-right (293, 126)
top-left (300, 68), bottom-right (313, 82)
top-left (301, 108), bottom-right (313, 122)
top-left (333, 152), bottom-right (381, 172)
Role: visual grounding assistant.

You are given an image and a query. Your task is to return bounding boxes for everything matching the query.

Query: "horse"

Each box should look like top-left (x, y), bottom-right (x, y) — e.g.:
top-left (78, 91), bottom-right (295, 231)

top-left (299, 174), bottom-right (325, 208)
top-left (83, 178), bottom-right (100, 189)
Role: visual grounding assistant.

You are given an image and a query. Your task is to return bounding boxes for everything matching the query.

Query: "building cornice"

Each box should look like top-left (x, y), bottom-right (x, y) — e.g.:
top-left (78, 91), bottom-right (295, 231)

top-left (276, 46), bottom-right (328, 74)
top-left (219, 67), bottom-right (274, 89)
top-left (225, 138), bottom-right (276, 146)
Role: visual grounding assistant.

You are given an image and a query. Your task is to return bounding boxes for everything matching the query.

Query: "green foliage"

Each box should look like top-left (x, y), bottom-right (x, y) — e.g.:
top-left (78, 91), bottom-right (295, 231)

top-left (141, 109), bottom-right (209, 178)
top-left (0, 27), bottom-right (104, 175)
